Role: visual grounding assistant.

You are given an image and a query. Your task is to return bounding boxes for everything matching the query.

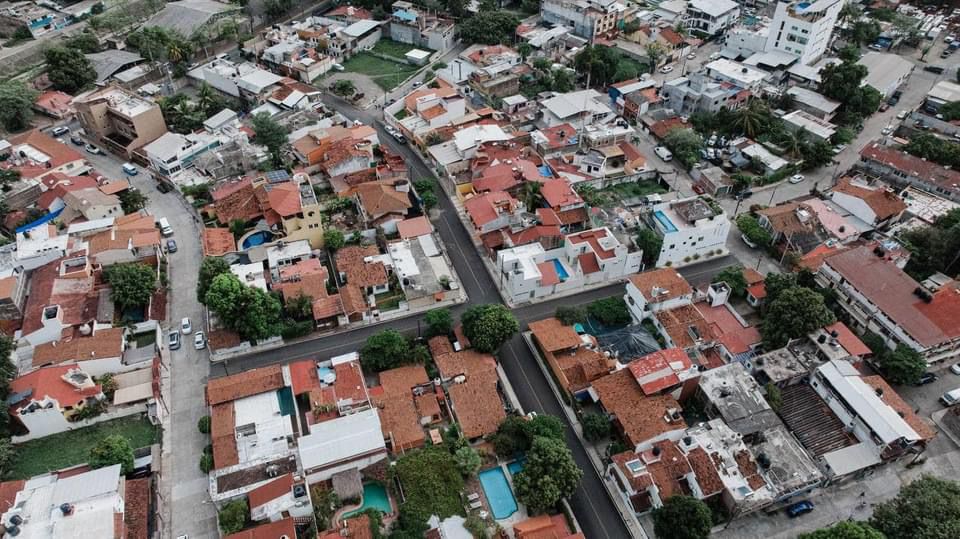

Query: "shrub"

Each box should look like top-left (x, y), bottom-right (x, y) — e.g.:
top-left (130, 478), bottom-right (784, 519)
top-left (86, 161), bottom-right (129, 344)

top-left (218, 499), bottom-right (248, 535)
top-left (198, 415), bottom-right (211, 434)
top-left (555, 305), bottom-right (587, 326)
top-left (199, 452), bottom-right (213, 473)
top-left (587, 297), bottom-right (631, 326)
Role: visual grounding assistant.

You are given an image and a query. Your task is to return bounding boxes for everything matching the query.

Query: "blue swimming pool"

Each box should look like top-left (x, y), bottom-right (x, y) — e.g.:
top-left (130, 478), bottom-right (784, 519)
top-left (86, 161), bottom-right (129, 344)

top-left (343, 482), bottom-right (392, 518)
top-left (507, 459), bottom-right (524, 476)
top-left (653, 210), bottom-right (678, 233)
top-left (551, 259), bottom-right (569, 281)
top-left (478, 467), bottom-right (518, 520)
top-left (241, 230), bottom-right (272, 249)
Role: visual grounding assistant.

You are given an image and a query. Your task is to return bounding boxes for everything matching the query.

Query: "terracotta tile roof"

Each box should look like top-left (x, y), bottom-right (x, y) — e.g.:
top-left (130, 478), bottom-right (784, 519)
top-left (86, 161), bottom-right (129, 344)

top-left (507, 225), bottom-right (563, 247)
top-left (321, 138), bottom-right (370, 171)
top-left (432, 348), bottom-right (496, 381)
top-left (529, 317), bottom-right (580, 352)
top-left (376, 391), bottom-right (425, 451)
top-left (646, 441), bottom-right (693, 499)
top-left (537, 261), bottom-right (560, 286)
top-left (860, 141), bottom-right (960, 197)
top-left (557, 207), bottom-right (588, 226)
top-left (211, 402), bottom-right (239, 469)
top-left (655, 304), bottom-right (715, 349)
top-left (20, 258), bottom-right (97, 336)
top-left (335, 245), bottom-right (388, 289)
top-left (415, 391), bottom-right (441, 419)
top-left (536, 208), bottom-right (562, 226)
top-left (10, 364), bottom-right (102, 410)
top-left (473, 165), bottom-right (521, 193)
top-left (403, 87), bottom-right (458, 111)
top-left (355, 182), bottom-right (411, 217)
top-left (224, 517), bottom-right (297, 539)
top-left (37, 176), bottom-right (99, 209)
top-left (8, 129), bottom-right (85, 172)
top-left (627, 348), bottom-right (694, 395)
top-left (123, 478), bottom-right (149, 539)
top-left (289, 359), bottom-right (321, 395)
top-left (592, 369), bottom-right (686, 447)
top-left (578, 252), bottom-right (600, 274)
top-left (447, 374), bottom-right (505, 439)
top-left (746, 282), bottom-right (767, 299)
top-left (823, 322), bottom-right (871, 357)
top-left (379, 364), bottom-right (430, 396)
top-left (202, 227), bottom-right (236, 256)
top-left (343, 514), bottom-right (373, 539)
top-left (862, 375), bottom-right (937, 441)
top-left (208, 328), bottom-right (242, 351)
top-left (0, 480), bottom-right (25, 514)
top-left (339, 284), bottom-right (366, 317)
top-left (87, 228), bottom-right (160, 257)
top-left (264, 181), bottom-right (302, 217)
top-left (832, 179), bottom-right (907, 221)
top-left (248, 473), bottom-right (294, 509)
top-left (428, 336), bottom-right (455, 357)
top-left (326, 5), bottom-right (373, 18)
top-left (99, 180), bottom-right (129, 195)
top-left (659, 27), bottom-right (684, 46)
top-left (276, 267), bottom-right (329, 302)
top-left (212, 179), bottom-right (261, 225)
top-left (826, 246), bottom-right (960, 346)
top-left (650, 117), bottom-right (687, 140)
top-left (742, 268), bottom-right (764, 286)
top-left (206, 365), bottom-right (284, 405)
top-left (698, 304), bottom-right (760, 355)
top-left (797, 242), bottom-right (849, 271)
top-left (312, 295), bottom-right (343, 319)
top-left (534, 123), bottom-right (579, 150)
top-left (334, 360), bottom-right (368, 404)
top-left (567, 228), bottom-right (616, 259)
top-left (735, 450), bottom-right (767, 490)
top-left (464, 191), bottom-right (519, 228)
top-left (397, 216), bottom-right (432, 239)
top-left (611, 450), bottom-right (655, 492)
top-left (550, 346), bottom-right (612, 393)
top-left (628, 269), bottom-right (693, 303)
top-left (32, 327), bottom-right (125, 368)
top-left (514, 514), bottom-right (581, 539)
top-left (541, 179), bottom-right (582, 208)
top-left (686, 446), bottom-right (724, 496)
top-left (619, 141), bottom-right (646, 165)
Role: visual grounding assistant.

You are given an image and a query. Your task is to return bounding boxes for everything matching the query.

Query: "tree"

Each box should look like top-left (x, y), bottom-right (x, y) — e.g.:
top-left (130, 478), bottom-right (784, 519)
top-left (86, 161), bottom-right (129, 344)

top-left (652, 496), bottom-right (713, 539)
top-left (551, 68), bottom-right (574, 93)
top-left (0, 438), bottom-right (15, 478)
top-left (715, 265), bottom-right (747, 296)
top-left (871, 475), bottom-right (960, 539)
top-left (425, 308), bottom-right (453, 337)
top-left (0, 80), bottom-right (38, 132)
top-left (197, 257), bottom-right (231, 304)
top-left (458, 11), bottom-right (520, 45)
top-left (445, 0), bottom-right (468, 17)
top-left (765, 382), bottom-right (782, 412)
top-left (361, 329), bottom-right (412, 372)
top-left (332, 79), bottom-right (355, 96)
top-left (761, 287), bottom-right (836, 348)
top-left (636, 227), bottom-right (663, 266)
top-left (900, 208), bottom-right (960, 280)
top-left (574, 45), bottom-right (620, 88)
top-left (819, 61), bottom-right (881, 126)
top-left (799, 521), bottom-right (885, 539)
top-left (527, 414), bottom-right (565, 441)
top-left (519, 181), bottom-right (543, 211)
top-left (250, 111), bottom-right (288, 167)
top-left (118, 189), bottom-right (148, 214)
top-left (587, 297), bottom-right (631, 326)
top-left (229, 219), bottom-right (246, 239)
top-left (324, 228), bottom-right (345, 250)
top-left (838, 45), bottom-right (861, 63)
top-left (198, 415), bottom-right (211, 434)
top-left (104, 263), bottom-right (157, 310)
top-left (646, 42), bottom-right (665, 73)
top-left (45, 46), bottom-right (97, 94)
top-left (493, 415), bottom-right (532, 456)
top-left (195, 82), bottom-right (223, 118)
top-left (734, 100), bottom-right (771, 139)
top-left (285, 293), bottom-right (313, 321)
top-left (851, 20), bottom-right (881, 46)
top-left (517, 42), bottom-right (533, 60)
top-left (877, 344), bottom-right (926, 385)
top-left (218, 499), bottom-right (248, 535)
top-left (663, 128), bottom-right (704, 169)
top-left (89, 435), bottom-right (135, 474)
top-left (65, 32), bottom-right (101, 53)
top-left (555, 306), bottom-right (587, 326)
top-left (205, 273), bottom-right (282, 341)
top-left (582, 413), bottom-right (611, 442)
top-left (514, 437), bottom-right (583, 513)
top-left (736, 214), bottom-right (773, 248)
top-left (199, 452), bottom-right (214, 473)
top-left (454, 446), bottom-right (482, 477)
top-left (420, 191), bottom-right (438, 209)
top-left (461, 304), bottom-right (518, 353)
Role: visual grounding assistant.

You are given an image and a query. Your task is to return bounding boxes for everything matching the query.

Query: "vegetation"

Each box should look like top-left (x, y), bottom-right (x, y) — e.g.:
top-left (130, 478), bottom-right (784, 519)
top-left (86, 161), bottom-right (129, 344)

top-left (312, 486), bottom-right (341, 531)
top-left (514, 436), bottom-right (583, 513)
top-left (339, 53), bottom-right (418, 91)
top-left (652, 496), bottom-right (713, 539)
top-left (581, 413), bottom-right (611, 442)
top-left (761, 286), bottom-right (836, 348)
top-left (197, 415), bottom-right (211, 434)
top-left (458, 11), bottom-right (520, 45)
top-left (204, 273), bottom-right (283, 341)
top-left (461, 304), bottom-right (519, 353)
top-left (904, 133), bottom-right (960, 169)
top-left (332, 79), bottom-right (356, 97)
top-left (361, 329), bottom-right (413, 372)
top-left (492, 414), bottom-right (566, 457)
top-left (45, 46), bottom-right (97, 94)
top-left (850, 20), bottom-right (882, 46)
top-left (158, 84), bottom-right (228, 134)
top-left (765, 383), bottom-right (782, 412)
top-left (871, 475), bottom-right (960, 539)
top-left (520, 61), bottom-right (574, 97)
top-left (118, 189), bottom-right (148, 214)
top-left (218, 499), bottom-right (248, 535)
top-left (736, 214), bottom-right (773, 248)
top-left (197, 257), bottom-right (231, 304)
top-left (634, 227), bottom-right (663, 267)
top-left (799, 521), bottom-right (885, 539)
top-left (89, 435), bottom-right (135, 474)
top-left (940, 101), bottom-right (960, 122)
top-left (0, 80), bottom-right (38, 132)
top-left (425, 308), bottom-right (453, 337)
top-left (324, 228), bottom-right (345, 250)
top-left (392, 448), bottom-right (465, 535)
top-left (555, 305), bottom-right (587, 326)
top-left (250, 112), bottom-right (288, 167)
top-left (199, 452), bottom-right (214, 473)
top-left (819, 60), bottom-right (882, 127)
top-left (574, 45), bottom-right (648, 87)
top-left (454, 446), bottom-right (482, 477)
top-left (587, 297), bottom-right (631, 327)
top-left (899, 208), bottom-right (960, 280)
top-left (862, 332), bottom-right (925, 386)
top-left (715, 265), bottom-right (747, 297)
top-left (104, 263), bottom-right (158, 310)
top-left (663, 128), bottom-right (704, 169)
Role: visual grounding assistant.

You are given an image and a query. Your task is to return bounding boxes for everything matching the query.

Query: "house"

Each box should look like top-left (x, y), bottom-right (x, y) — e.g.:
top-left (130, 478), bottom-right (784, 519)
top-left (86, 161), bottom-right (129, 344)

top-left (859, 141), bottom-right (960, 203)
top-left (8, 365), bottom-right (102, 440)
top-left (691, 166), bottom-right (734, 197)
top-left (528, 318), bottom-right (612, 399)
top-left (0, 2), bottom-right (68, 38)
top-left (684, 0), bottom-right (740, 36)
top-left (699, 363), bottom-right (780, 437)
top-left (325, 5), bottom-right (373, 23)
top-left (540, 179), bottom-right (587, 230)
top-left (59, 188), bottom-right (122, 223)
top-left (143, 131), bottom-right (223, 180)
top-left (354, 181), bottom-right (413, 233)
top-left (299, 408), bottom-right (388, 482)
top-left (514, 514), bottom-right (583, 539)
top-left (187, 58), bottom-right (283, 102)
top-left (73, 86), bottom-right (168, 158)
top-left (591, 368), bottom-right (688, 451)
top-left (857, 52), bottom-right (914, 99)
top-left (540, 0), bottom-right (625, 40)
top-left (624, 268), bottom-right (694, 322)
top-left (786, 87), bottom-right (840, 121)
top-left (247, 473), bottom-right (312, 523)
top-left (33, 90), bottom-right (74, 119)
top-left (608, 79), bottom-right (658, 122)
top-left (19, 256), bottom-right (100, 349)
top-left (766, 0), bottom-right (843, 65)
top-left (260, 38), bottom-right (334, 82)
top-left (646, 196), bottom-right (730, 268)
top-left (540, 90), bottom-right (615, 130)
top-left (85, 50), bottom-right (145, 85)
top-left (924, 80), bottom-right (960, 114)
top-left (446, 354), bottom-right (506, 439)
top-left (335, 245), bottom-right (390, 297)
top-left (817, 245), bottom-right (960, 365)
top-left (31, 326), bottom-right (126, 376)
top-left (388, 1), bottom-right (455, 52)
top-left (829, 178), bottom-right (906, 229)
top-left (743, 267), bottom-right (766, 307)
top-left (372, 364), bottom-right (436, 452)
top-left (4, 129), bottom-right (90, 183)
top-left (464, 191), bottom-right (526, 235)
top-left (704, 59), bottom-right (767, 90)
top-left (781, 110), bottom-right (836, 142)
top-left (661, 73), bottom-right (751, 115)
top-left (0, 267), bottom-right (27, 322)
top-left (84, 212), bottom-right (162, 266)
top-left (225, 518), bottom-right (298, 539)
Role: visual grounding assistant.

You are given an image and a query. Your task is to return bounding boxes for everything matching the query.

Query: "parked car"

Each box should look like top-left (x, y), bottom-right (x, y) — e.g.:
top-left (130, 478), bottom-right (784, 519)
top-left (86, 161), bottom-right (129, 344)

top-left (168, 331), bottom-right (181, 350)
top-left (166, 239), bottom-right (177, 253)
top-left (741, 233), bottom-right (758, 249)
top-left (941, 50), bottom-right (952, 59)
top-left (950, 363), bottom-right (960, 375)
top-left (923, 65), bottom-right (945, 74)
top-left (786, 501), bottom-right (815, 518)
top-left (51, 126), bottom-right (69, 136)
top-left (70, 134), bottom-right (84, 145)
top-left (156, 182), bottom-right (173, 193)
top-left (659, 65), bottom-right (674, 74)
top-left (879, 102), bottom-right (890, 112)
top-left (122, 163), bottom-right (138, 175)
top-left (941, 388), bottom-right (960, 406)
top-left (736, 189), bottom-right (753, 200)
top-left (789, 174), bottom-right (805, 184)
top-left (832, 144), bottom-right (847, 154)
top-left (194, 331), bottom-right (206, 350)
top-left (181, 317), bottom-right (192, 335)
top-left (916, 372), bottom-right (939, 385)
top-left (709, 52), bottom-right (721, 60)
top-left (881, 126), bottom-right (894, 136)
top-left (896, 110), bottom-right (909, 120)
top-left (85, 143), bottom-right (102, 155)
top-left (692, 184), bottom-right (705, 194)
top-left (686, 52), bottom-right (696, 60)
top-left (868, 43), bottom-right (883, 51)
top-left (412, 81), bottom-right (422, 88)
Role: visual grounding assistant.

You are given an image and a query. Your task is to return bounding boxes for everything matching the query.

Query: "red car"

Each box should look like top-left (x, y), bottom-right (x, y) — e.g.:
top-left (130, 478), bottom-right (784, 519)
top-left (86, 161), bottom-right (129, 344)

top-left (692, 184), bottom-right (705, 194)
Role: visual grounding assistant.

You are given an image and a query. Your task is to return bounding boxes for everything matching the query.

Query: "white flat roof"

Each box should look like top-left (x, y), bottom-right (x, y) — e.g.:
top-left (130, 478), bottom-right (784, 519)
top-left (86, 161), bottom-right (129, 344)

top-left (688, 0), bottom-right (738, 17)
top-left (821, 442), bottom-right (881, 477)
top-left (342, 19), bottom-right (380, 37)
top-left (406, 48), bottom-right (431, 59)
top-left (782, 110), bottom-right (837, 139)
top-left (928, 80), bottom-right (960, 103)
top-left (452, 124), bottom-right (511, 153)
top-left (857, 52), bottom-right (914, 92)
top-left (234, 391), bottom-right (294, 463)
top-left (541, 89), bottom-right (611, 119)
top-left (298, 408), bottom-right (385, 470)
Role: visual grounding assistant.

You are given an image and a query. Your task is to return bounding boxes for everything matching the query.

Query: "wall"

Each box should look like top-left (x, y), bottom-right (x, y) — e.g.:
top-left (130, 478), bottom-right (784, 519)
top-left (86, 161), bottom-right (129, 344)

top-left (12, 401), bottom-right (146, 443)
top-left (304, 451), bottom-right (387, 483)
top-left (655, 218), bottom-right (731, 267)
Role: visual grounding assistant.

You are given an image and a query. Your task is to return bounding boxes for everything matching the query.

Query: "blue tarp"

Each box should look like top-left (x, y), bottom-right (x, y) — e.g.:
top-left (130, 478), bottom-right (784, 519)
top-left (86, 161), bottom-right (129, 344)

top-left (537, 165), bottom-right (553, 177)
top-left (15, 207), bottom-right (63, 234)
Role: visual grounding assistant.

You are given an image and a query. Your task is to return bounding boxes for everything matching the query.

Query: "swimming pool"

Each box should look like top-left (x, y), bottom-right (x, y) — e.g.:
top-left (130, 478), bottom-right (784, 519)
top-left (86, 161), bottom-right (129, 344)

top-left (653, 210), bottom-right (678, 233)
top-left (506, 459), bottom-right (524, 476)
top-left (551, 259), bottom-right (569, 281)
top-left (343, 482), bottom-right (392, 518)
top-left (241, 230), bottom-right (272, 249)
top-left (478, 467), bottom-right (518, 520)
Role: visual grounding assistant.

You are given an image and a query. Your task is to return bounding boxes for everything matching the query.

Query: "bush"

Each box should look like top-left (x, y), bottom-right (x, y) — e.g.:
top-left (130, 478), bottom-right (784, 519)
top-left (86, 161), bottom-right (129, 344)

top-left (454, 446), bottom-right (482, 477)
top-left (587, 297), bottom-right (631, 326)
top-left (555, 305), bottom-right (587, 326)
top-left (218, 499), bottom-right (248, 535)
top-left (197, 415), bottom-right (211, 434)
top-left (581, 413), bottom-right (611, 442)
top-left (199, 452), bottom-right (213, 473)
top-left (280, 319), bottom-right (313, 339)
top-left (89, 435), bottom-right (135, 474)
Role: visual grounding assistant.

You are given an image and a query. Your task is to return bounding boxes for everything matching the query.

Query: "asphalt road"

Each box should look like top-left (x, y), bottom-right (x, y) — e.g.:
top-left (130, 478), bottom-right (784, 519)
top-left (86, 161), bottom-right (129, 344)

top-left (208, 94), bottom-right (737, 538)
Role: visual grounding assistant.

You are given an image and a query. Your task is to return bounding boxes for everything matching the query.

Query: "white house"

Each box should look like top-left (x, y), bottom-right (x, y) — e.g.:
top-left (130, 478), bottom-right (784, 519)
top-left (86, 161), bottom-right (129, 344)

top-left (298, 408), bottom-right (388, 482)
top-left (144, 131), bottom-right (223, 179)
top-left (624, 268), bottom-right (694, 322)
top-left (647, 197), bottom-right (730, 268)
top-left (540, 90), bottom-right (615, 130)
top-left (857, 52), bottom-right (914, 99)
top-left (766, 0), bottom-right (842, 65)
top-left (684, 0), bottom-right (740, 36)
top-left (704, 59), bottom-right (768, 90)
top-left (9, 365), bottom-right (104, 441)
top-left (781, 110), bottom-right (837, 142)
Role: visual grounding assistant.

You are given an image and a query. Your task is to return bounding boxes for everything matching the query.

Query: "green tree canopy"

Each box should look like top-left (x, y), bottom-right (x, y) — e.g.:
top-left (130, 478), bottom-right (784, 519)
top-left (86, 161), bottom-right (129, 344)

top-left (205, 273), bottom-right (282, 341)
top-left (652, 495), bottom-right (713, 539)
top-left (454, 446), bottom-right (482, 477)
top-left (492, 414), bottom-right (566, 456)
top-left (197, 257), bottom-right (231, 304)
top-left (555, 305), bottom-right (587, 326)
top-left (871, 475), bottom-right (960, 539)
top-left (64, 32), bottom-right (101, 53)
top-left (457, 11), bottom-right (520, 45)
top-left (819, 61), bottom-right (882, 126)
top-left (663, 128), bottom-right (704, 169)
top-left (251, 111), bottom-right (289, 167)
top-left (424, 308), bottom-right (453, 337)
top-left (360, 329), bottom-right (412, 372)
top-left (44, 46), bottom-right (97, 94)
top-left (736, 213), bottom-right (773, 248)
top-left (89, 435), bottom-right (135, 474)
top-left (118, 189), bottom-right (148, 214)
top-left (799, 521), bottom-right (885, 539)
top-left (761, 286), bottom-right (836, 348)
top-left (877, 344), bottom-right (926, 385)
top-left (587, 297), bottom-right (631, 326)
top-left (514, 436), bottom-right (583, 513)
top-left (324, 228), bottom-right (345, 250)
top-left (218, 499), bottom-right (248, 535)
top-left (851, 20), bottom-right (882, 46)
top-left (715, 265), bottom-right (748, 296)
top-left (900, 208), bottom-right (960, 280)
top-left (582, 413), bottom-right (611, 442)
top-left (636, 227), bottom-right (663, 267)
top-left (104, 263), bottom-right (157, 310)
top-left (461, 304), bottom-right (518, 353)
top-left (0, 80), bottom-right (38, 132)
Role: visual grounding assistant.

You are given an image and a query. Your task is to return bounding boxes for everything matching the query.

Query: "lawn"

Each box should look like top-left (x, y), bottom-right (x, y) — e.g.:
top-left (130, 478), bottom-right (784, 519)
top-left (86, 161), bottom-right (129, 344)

top-left (582, 180), bottom-right (667, 207)
top-left (372, 39), bottom-right (431, 60)
top-left (10, 416), bottom-right (159, 479)
top-left (340, 52), bottom-right (419, 91)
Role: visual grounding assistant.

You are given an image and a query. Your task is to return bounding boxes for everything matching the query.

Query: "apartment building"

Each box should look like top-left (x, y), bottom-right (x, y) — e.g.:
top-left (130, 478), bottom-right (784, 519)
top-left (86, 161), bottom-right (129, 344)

top-left (389, 1), bottom-right (455, 52)
top-left (646, 196), bottom-right (730, 268)
top-left (766, 0), bottom-right (842, 65)
top-left (74, 86), bottom-right (168, 159)
top-left (143, 131), bottom-right (223, 179)
top-left (661, 73), bottom-right (750, 115)
top-left (684, 0), bottom-right (740, 37)
top-left (541, 0), bottom-right (626, 40)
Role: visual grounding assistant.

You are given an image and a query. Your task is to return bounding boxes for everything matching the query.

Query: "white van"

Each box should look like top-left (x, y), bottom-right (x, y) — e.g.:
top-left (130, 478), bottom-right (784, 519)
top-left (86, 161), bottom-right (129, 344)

top-left (654, 146), bottom-right (673, 161)
top-left (942, 388), bottom-right (960, 406)
top-left (158, 217), bottom-right (174, 237)
top-left (122, 163), bottom-right (138, 175)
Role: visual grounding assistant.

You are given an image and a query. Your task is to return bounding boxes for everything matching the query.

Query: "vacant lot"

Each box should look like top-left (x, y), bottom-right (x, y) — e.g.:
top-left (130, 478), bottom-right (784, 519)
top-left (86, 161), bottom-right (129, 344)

top-left (341, 52), bottom-right (419, 91)
top-left (372, 39), bottom-right (430, 60)
top-left (10, 416), bottom-right (159, 479)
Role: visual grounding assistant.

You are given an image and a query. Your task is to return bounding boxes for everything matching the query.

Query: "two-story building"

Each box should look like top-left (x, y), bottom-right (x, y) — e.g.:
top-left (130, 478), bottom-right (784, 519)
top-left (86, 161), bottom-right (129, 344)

top-left (73, 86), bottom-right (168, 159)
top-left (646, 196), bottom-right (730, 268)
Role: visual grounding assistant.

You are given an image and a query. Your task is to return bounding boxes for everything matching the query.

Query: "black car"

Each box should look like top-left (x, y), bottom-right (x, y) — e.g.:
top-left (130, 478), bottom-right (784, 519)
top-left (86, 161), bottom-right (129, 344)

top-left (156, 182), bottom-right (173, 193)
top-left (166, 239), bottom-right (178, 253)
top-left (736, 190), bottom-right (754, 200)
top-left (924, 65), bottom-right (945, 74)
top-left (916, 372), bottom-right (938, 386)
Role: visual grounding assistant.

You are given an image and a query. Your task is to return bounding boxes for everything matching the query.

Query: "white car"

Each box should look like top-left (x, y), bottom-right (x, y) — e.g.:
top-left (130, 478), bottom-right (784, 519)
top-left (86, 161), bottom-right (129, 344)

top-left (789, 174), bottom-right (805, 184)
top-left (659, 65), bottom-right (674, 74)
top-left (741, 233), bottom-right (758, 249)
top-left (686, 52), bottom-right (696, 60)
top-left (896, 110), bottom-right (909, 120)
top-left (881, 126), bottom-right (894, 136)
top-left (951, 363), bottom-right (960, 375)
top-left (709, 52), bottom-right (721, 61)
top-left (868, 43), bottom-right (883, 51)
top-left (181, 317), bottom-right (192, 335)
top-left (194, 331), bottom-right (206, 350)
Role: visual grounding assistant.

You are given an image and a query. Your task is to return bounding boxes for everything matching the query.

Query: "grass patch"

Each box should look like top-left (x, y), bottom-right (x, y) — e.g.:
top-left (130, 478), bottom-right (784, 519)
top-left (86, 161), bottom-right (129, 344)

top-left (375, 291), bottom-right (404, 311)
top-left (129, 331), bottom-right (157, 348)
top-left (606, 181), bottom-right (666, 198)
top-left (394, 109), bottom-right (409, 120)
top-left (10, 416), bottom-right (158, 479)
top-left (372, 39), bottom-right (430, 60)
top-left (340, 52), bottom-right (419, 91)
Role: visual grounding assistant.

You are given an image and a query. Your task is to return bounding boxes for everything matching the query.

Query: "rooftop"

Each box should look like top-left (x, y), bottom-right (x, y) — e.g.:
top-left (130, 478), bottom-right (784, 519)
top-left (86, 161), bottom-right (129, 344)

top-left (592, 368), bottom-right (686, 448)
top-left (627, 348), bottom-right (697, 395)
top-left (529, 317), bottom-right (581, 353)
top-left (206, 365), bottom-right (284, 405)
top-left (699, 363), bottom-right (781, 435)
top-left (298, 408), bottom-right (385, 470)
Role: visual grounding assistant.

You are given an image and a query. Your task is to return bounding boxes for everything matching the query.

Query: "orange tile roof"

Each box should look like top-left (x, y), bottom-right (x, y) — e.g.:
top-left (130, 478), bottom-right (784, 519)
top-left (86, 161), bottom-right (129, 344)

top-left (335, 245), bottom-right (388, 289)
top-left (224, 518), bottom-right (297, 539)
top-left (536, 208), bottom-right (562, 226)
top-left (0, 480), bottom-right (24, 515)
top-left (628, 268), bottom-right (693, 303)
top-left (464, 191), bottom-right (519, 227)
top-left (10, 365), bottom-right (102, 411)
top-left (32, 327), bottom-right (125, 368)
top-left (823, 321), bottom-right (871, 357)
top-left (376, 391), bottom-right (425, 451)
top-left (124, 478), bottom-right (150, 539)
top-left (514, 514), bottom-right (581, 539)
top-left (550, 346), bottom-right (612, 393)
top-left (355, 182), bottom-right (411, 217)
top-left (746, 282), bottom-right (767, 300)
top-left (627, 348), bottom-right (694, 395)
top-left (8, 129), bottom-right (84, 172)
top-left (860, 141), bottom-right (960, 197)
top-left (862, 375), bottom-right (937, 441)
top-left (339, 284), bottom-right (366, 317)
top-left (540, 179), bottom-right (582, 208)
top-left (567, 228), bottom-right (616, 260)
top-left (432, 348), bottom-right (496, 382)
top-left (334, 361), bottom-right (368, 404)
top-left (379, 364), bottom-right (430, 396)
top-left (99, 180), bottom-right (129, 195)
top-left (592, 369), bottom-right (686, 447)
top-left (447, 374), bottom-right (505, 439)
top-left (655, 304), bottom-right (715, 349)
top-left (248, 473), bottom-right (294, 509)
top-left (210, 402), bottom-right (239, 469)
top-left (288, 359), bottom-right (321, 395)
top-left (529, 317), bottom-right (580, 353)
top-left (686, 446), bottom-right (724, 497)
top-left (213, 179), bottom-right (262, 225)
top-left (831, 181), bottom-right (907, 221)
top-left (537, 261), bottom-right (560, 286)
top-left (578, 252), bottom-right (600, 274)
top-left (397, 216), bottom-right (432, 239)
top-left (206, 365), bottom-right (284, 405)
top-left (428, 336), bottom-right (455, 357)
top-left (312, 295), bottom-right (343, 319)
top-left (202, 228), bottom-right (236, 256)
top-left (264, 181), bottom-right (302, 217)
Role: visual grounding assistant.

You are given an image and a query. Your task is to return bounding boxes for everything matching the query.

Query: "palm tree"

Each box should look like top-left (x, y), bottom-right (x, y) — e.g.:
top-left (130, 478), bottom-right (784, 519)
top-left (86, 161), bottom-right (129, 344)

top-left (838, 3), bottom-right (861, 25)
top-left (196, 82), bottom-right (217, 116)
top-left (734, 100), bottom-right (768, 139)
top-left (520, 182), bottom-right (543, 211)
top-left (646, 42), bottom-right (665, 74)
top-left (167, 42), bottom-right (184, 63)
top-left (781, 129), bottom-right (808, 159)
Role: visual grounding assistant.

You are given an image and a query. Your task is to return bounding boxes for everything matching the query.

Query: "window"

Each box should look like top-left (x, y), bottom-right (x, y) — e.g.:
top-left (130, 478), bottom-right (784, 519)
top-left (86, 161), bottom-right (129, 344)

top-left (669, 244), bottom-right (676, 249)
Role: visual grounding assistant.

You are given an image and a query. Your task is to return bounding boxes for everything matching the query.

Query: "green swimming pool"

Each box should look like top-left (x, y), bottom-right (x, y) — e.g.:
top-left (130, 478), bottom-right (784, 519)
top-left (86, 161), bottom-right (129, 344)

top-left (343, 482), bottom-right (392, 517)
